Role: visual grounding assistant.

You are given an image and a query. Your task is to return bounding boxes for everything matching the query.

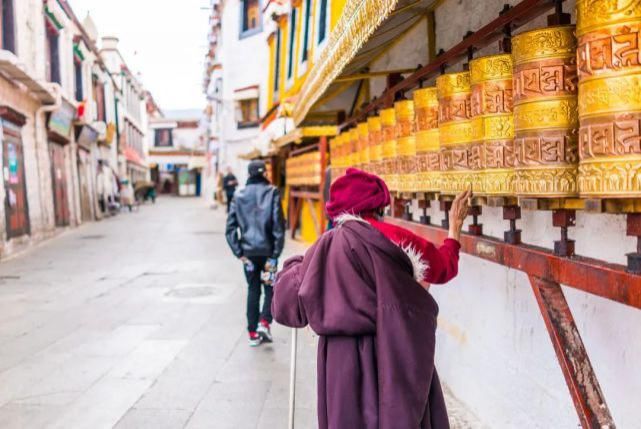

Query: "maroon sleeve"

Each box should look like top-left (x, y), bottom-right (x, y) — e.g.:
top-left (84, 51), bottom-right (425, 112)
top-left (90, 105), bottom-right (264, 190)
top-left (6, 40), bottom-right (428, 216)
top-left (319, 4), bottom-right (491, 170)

top-left (272, 255), bottom-right (308, 328)
top-left (369, 219), bottom-right (460, 284)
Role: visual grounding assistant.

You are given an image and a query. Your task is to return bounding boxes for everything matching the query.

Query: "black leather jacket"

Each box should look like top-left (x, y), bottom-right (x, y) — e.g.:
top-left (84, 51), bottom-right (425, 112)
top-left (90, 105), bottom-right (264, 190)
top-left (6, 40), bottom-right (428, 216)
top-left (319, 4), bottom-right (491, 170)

top-left (225, 178), bottom-right (285, 259)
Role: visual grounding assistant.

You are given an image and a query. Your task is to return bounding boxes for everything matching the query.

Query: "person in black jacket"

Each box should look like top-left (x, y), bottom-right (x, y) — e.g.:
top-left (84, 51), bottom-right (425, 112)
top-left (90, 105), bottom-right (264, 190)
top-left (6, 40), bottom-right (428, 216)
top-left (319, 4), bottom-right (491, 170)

top-left (225, 160), bottom-right (285, 346)
top-left (222, 167), bottom-right (238, 213)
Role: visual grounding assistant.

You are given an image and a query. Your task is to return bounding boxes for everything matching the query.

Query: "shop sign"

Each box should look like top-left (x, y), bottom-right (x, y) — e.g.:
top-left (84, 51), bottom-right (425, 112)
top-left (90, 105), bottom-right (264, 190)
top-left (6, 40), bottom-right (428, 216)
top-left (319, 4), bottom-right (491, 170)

top-left (76, 124), bottom-right (99, 147)
top-left (48, 101), bottom-right (75, 139)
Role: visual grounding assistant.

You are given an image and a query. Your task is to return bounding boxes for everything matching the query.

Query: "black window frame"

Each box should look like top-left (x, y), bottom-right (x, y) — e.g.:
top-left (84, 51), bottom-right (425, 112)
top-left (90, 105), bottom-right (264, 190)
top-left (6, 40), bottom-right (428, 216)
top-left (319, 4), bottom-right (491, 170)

top-left (154, 128), bottom-right (174, 148)
top-left (45, 20), bottom-right (61, 85)
top-left (1, 0), bottom-right (16, 53)
top-left (286, 8), bottom-right (297, 81)
top-left (273, 28), bottom-right (281, 94)
top-left (74, 58), bottom-right (83, 102)
top-left (239, 0), bottom-right (262, 39)
top-left (301, 0), bottom-right (312, 63)
top-left (317, 0), bottom-right (328, 46)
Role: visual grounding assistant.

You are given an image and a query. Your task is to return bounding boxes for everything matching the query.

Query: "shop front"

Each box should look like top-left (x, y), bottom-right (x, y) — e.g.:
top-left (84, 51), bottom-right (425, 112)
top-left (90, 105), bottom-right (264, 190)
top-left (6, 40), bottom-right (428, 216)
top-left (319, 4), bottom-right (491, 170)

top-left (75, 123), bottom-right (99, 222)
top-left (0, 107), bottom-right (31, 239)
top-left (47, 101), bottom-right (75, 227)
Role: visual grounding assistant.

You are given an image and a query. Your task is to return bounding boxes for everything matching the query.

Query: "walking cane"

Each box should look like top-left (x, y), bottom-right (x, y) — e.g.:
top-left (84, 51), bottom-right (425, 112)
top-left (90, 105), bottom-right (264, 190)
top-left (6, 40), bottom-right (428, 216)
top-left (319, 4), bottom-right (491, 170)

top-left (288, 327), bottom-right (298, 429)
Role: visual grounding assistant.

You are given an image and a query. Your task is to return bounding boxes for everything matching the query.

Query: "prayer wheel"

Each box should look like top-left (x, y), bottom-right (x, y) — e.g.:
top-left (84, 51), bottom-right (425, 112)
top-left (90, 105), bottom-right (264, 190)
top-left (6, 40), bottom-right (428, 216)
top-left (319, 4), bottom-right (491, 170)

top-left (337, 132), bottom-right (348, 172)
top-left (470, 54), bottom-right (515, 195)
top-left (381, 107), bottom-right (399, 191)
top-left (437, 71), bottom-right (481, 194)
top-left (512, 26), bottom-right (579, 197)
top-left (349, 128), bottom-right (361, 169)
top-left (576, 1), bottom-right (641, 197)
top-left (357, 122), bottom-right (370, 173)
top-left (368, 116), bottom-right (383, 177)
top-left (413, 87), bottom-right (441, 192)
top-left (394, 99), bottom-right (418, 192)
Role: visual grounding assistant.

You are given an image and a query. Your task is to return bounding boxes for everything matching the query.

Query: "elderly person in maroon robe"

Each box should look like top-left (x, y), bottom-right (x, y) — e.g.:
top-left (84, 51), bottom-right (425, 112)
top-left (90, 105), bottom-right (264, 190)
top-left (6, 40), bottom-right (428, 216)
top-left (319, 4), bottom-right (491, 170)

top-left (272, 168), bottom-right (470, 429)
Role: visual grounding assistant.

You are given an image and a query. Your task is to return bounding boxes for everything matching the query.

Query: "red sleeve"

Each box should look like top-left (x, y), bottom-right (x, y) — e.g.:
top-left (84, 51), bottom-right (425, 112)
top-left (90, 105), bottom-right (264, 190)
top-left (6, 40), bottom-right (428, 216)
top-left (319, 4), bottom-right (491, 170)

top-left (367, 219), bottom-right (460, 284)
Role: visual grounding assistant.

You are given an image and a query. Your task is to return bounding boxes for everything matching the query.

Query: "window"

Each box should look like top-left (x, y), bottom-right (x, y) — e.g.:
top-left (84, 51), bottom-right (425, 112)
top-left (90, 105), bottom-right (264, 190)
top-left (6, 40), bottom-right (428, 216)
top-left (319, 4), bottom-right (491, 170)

top-left (45, 21), bottom-right (61, 84)
top-left (74, 60), bottom-right (83, 102)
top-left (300, 0), bottom-right (312, 64)
top-left (273, 28), bottom-right (281, 94)
top-left (316, 0), bottom-right (329, 47)
top-left (286, 8), bottom-right (297, 81)
top-left (236, 98), bottom-right (259, 128)
top-left (240, 0), bottom-right (261, 37)
top-left (92, 77), bottom-right (107, 122)
top-left (155, 128), bottom-right (173, 147)
top-left (1, 0), bottom-right (16, 53)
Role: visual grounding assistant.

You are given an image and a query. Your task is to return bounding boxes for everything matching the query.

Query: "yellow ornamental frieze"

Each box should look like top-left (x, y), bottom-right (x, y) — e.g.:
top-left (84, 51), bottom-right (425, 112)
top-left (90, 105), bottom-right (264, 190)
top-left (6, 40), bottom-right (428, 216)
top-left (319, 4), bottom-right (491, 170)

top-left (577, 0), bottom-right (641, 36)
top-left (512, 26), bottom-right (577, 66)
top-left (437, 72), bottom-right (472, 97)
top-left (579, 74), bottom-right (641, 117)
top-left (482, 115), bottom-right (514, 140)
top-left (439, 121), bottom-right (479, 146)
top-left (484, 169), bottom-right (516, 194)
top-left (416, 129), bottom-right (440, 152)
top-left (514, 98), bottom-right (579, 131)
top-left (578, 156), bottom-right (641, 196)
top-left (514, 166), bottom-right (578, 196)
top-left (469, 54), bottom-right (513, 83)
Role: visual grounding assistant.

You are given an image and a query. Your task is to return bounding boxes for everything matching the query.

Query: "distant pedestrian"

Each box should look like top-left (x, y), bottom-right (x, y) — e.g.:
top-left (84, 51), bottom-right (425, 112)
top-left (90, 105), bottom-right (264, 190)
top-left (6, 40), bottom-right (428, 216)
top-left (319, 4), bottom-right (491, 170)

top-left (272, 168), bottom-right (470, 428)
top-left (225, 160), bottom-right (285, 346)
top-left (222, 167), bottom-right (239, 213)
top-left (120, 179), bottom-right (135, 212)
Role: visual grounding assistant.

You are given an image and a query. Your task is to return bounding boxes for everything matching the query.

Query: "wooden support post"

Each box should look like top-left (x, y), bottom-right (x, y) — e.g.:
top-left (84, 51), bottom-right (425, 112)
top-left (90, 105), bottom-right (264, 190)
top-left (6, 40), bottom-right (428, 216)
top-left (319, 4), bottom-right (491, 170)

top-left (627, 213), bottom-right (641, 274)
top-left (419, 195), bottom-right (431, 225)
top-left (468, 205), bottom-right (483, 236)
top-left (440, 200), bottom-right (452, 229)
top-left (553, 209), bottom-right (576, 257)
top-left (529, 276), bottom-right (615, 429)
top-left (319, 136), bottom-right (328, 234)
top-left (503, 205), bottom-right (522, 244)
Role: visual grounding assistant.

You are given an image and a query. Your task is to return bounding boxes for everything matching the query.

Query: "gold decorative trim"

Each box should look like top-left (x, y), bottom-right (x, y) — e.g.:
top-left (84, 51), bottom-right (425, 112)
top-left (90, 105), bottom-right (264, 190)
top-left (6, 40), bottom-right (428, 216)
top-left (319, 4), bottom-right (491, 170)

top-left (292, 0), bottom-right (402, 124)
top-left (512, 26), bottom-right (577, 66)
top-left (577, 0), bottom-right (641, 36)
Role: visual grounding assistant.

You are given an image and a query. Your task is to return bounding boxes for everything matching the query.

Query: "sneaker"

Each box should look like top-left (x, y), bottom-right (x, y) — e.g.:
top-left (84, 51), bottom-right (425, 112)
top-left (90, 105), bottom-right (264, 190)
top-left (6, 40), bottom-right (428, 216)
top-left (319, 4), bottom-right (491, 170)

top-left (248, 331), bottom-right (262, 347)
top-left (257, 320), bottom-right (273, 343)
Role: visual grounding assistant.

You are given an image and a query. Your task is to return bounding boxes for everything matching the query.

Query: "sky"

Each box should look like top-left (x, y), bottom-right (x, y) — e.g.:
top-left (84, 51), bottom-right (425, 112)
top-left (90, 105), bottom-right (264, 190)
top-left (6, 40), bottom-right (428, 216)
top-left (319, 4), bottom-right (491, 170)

top-left (71, 0), bottom-right (210, 111)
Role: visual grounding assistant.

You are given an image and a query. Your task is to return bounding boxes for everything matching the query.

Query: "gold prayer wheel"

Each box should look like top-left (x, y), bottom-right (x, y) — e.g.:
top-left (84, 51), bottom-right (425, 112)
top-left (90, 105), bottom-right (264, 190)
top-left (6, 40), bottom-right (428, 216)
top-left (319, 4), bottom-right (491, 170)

top-left (349, 128), bottom-right (361, 169)
top-left (368, 116), bottom-right (383, 177)
top-left (394, 99), bottom-right (418, 192)
top-left (338, 132), bottom-right (349, 172)
top-left (381, 107), bottom-right (399, 191)
top-left (470, 54), bottom-right (515, 196)
top-left (357, 122), bottom-right (370, 172)
top-left (437, 71), bottom-right (482, 194)
top-left (413, 87), bottom-right (440, 192)
top-left (512, 26), bottom-right (579, 197)
top-left (576, 1), bottom-right (641, 198)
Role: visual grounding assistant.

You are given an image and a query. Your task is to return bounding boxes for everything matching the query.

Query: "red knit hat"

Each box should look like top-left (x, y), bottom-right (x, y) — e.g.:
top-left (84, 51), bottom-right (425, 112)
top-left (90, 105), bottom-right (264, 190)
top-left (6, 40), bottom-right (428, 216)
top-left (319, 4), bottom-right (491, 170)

top-left (326, 168), bottom-right (391, 219)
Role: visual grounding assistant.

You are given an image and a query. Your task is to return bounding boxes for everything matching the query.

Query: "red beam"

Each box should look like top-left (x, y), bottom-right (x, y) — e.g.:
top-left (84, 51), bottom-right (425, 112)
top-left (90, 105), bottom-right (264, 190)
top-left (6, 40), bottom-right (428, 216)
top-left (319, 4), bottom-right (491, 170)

top-left (385, 217), bottom-right (641, 309)
top-left (529, 276), bottom-right (615, 428)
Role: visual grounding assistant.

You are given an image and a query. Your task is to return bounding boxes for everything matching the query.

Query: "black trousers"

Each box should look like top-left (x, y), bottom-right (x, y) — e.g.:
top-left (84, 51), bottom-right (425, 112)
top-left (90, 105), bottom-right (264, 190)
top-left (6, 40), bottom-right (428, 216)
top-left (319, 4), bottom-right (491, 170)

top-left (243, 256), bottom-right (273, 332)
top-left (226, 192), bottom-right (234, 213)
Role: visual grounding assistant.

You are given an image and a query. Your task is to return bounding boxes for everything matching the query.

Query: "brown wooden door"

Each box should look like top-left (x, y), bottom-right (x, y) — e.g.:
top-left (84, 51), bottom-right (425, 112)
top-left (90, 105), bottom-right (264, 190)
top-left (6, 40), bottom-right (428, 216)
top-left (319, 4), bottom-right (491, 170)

top-left (77, 150), bottom-right (92, 222)
top-left (49, 142), bottom-right (70, 226)
top-left (2, 126), bottom-right (30, 239)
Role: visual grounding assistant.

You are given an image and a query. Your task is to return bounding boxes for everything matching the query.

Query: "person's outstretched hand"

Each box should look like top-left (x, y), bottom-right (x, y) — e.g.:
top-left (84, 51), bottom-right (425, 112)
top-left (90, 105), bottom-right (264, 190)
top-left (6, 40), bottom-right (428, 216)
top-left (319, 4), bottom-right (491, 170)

top-left (448, 188), bottom-right (472, 241)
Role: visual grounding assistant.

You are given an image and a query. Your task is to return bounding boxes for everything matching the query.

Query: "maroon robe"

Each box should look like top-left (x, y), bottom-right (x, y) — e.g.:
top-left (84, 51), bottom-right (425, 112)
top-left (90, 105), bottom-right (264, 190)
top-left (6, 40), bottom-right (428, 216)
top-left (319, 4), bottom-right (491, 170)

top-left (272, 219), bottom-right (451, 429)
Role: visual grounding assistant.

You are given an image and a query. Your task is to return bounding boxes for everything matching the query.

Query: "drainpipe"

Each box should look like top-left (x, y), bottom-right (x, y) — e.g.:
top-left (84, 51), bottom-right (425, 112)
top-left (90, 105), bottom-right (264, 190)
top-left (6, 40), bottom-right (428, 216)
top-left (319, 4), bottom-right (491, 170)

top-left (34, 83), bottom-right (62, 233)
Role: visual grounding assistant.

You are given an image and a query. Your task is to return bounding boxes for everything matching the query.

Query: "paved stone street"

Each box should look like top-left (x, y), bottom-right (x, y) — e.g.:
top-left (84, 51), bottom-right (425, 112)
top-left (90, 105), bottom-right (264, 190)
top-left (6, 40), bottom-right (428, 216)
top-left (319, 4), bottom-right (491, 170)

top-left (0, 197), bottom-right (481, 429)
top-left (0, 198), bottom-right (316, 429)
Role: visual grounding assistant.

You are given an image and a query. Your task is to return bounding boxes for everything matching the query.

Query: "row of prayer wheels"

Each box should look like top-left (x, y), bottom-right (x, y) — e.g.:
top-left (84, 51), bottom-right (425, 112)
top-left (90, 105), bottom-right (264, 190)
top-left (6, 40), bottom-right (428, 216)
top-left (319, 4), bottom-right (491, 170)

top-left (329, 1), bottom-right (641, 198)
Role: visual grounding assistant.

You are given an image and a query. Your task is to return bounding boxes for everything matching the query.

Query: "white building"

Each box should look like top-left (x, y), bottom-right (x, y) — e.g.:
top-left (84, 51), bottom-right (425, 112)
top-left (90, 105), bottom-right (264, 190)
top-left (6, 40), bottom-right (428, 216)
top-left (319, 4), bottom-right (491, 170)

top-left (203, 0), bottom-right (271, 191)
top-left (148, 109), bottom-right (206, 197)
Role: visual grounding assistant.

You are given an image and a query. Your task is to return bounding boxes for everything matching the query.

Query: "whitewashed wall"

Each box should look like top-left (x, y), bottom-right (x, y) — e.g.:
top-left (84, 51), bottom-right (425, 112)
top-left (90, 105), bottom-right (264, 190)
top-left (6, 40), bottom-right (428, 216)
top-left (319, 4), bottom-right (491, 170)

top-left (368, 0), bottom-right (641, 427)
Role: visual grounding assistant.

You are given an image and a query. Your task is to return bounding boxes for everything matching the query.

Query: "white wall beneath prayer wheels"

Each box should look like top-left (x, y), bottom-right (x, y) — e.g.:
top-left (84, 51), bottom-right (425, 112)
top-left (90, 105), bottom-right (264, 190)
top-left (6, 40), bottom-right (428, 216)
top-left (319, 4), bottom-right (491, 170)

top-left (365, 0), bottom-right (641, 426)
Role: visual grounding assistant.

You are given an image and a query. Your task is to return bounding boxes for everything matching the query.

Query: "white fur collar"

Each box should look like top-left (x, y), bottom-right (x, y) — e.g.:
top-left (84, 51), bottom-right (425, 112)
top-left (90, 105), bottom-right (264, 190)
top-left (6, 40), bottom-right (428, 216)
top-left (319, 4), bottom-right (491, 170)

top-left (333, 213), bottom-right (428, 282)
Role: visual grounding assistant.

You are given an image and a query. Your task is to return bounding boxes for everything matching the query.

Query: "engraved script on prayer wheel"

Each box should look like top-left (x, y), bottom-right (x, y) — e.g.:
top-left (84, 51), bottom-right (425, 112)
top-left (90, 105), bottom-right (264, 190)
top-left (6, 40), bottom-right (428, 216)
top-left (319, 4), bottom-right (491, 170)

top-left (577, 0), bottom-right (641, 197)
top-left (470, 54), bottom-right (515, 195)
top-left (512, 25), bottom-right (579, 197)
top-left (394, 99), bottom-right (418, 192)
top-left (368, 116), bottom-right (383, 176)
top-left (357, 122), bottom-right (370, 173)
top-left (437, 71), bottom-right (481, 194)
top-left (381, 107), bottom-right (399, 191)
top-left (413, 87), bottom-right (440, 192)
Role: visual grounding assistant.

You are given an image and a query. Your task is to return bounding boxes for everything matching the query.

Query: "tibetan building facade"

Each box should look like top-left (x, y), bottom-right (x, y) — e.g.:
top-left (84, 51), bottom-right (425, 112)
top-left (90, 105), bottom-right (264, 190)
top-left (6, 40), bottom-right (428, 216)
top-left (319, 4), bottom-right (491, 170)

top-left (263, 0), bottom-right (641, 427)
